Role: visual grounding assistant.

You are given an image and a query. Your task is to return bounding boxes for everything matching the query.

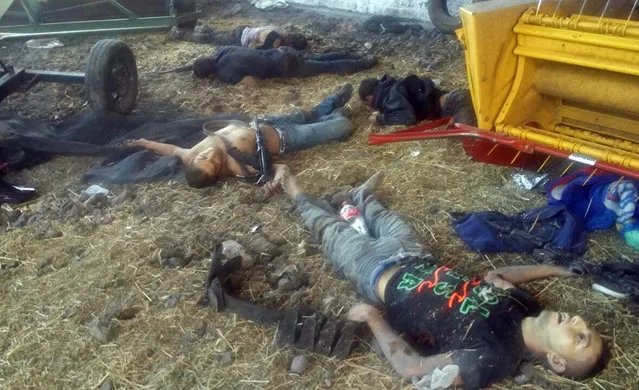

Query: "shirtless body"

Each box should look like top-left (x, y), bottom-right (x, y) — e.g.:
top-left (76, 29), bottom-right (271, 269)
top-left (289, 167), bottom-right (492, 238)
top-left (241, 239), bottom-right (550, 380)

top-left (125, 85), bottom-right (354, 188)
top-left (128, 122), bottom-right (282, 180)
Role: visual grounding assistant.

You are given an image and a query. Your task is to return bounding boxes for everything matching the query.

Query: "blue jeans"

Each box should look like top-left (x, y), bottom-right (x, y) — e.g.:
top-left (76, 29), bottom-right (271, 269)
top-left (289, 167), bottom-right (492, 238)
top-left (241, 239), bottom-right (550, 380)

top-left (262, 92), bottom-right (352, 153)
top-left (295, 188), bottom-right (434, 304)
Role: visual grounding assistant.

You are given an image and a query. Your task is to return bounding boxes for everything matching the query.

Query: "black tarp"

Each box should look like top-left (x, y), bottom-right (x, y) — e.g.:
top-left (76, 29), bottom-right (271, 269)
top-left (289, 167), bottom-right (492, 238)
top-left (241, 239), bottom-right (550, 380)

top-left (0, 111), bottom-right (248, 184)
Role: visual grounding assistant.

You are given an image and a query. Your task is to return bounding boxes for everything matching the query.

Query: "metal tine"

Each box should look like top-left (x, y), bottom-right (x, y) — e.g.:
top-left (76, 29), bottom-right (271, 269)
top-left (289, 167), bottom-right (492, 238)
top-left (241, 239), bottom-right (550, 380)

top-left (553, 0), bottom-right (564, 17)
top-left (536, 0), bottom-right (544, 15)
top-left (627, 0), bottom-right (638, 27)
top-left (577, 0), bottom-right (588, 21)
top-left (598, 0), bottom-right (612, 25)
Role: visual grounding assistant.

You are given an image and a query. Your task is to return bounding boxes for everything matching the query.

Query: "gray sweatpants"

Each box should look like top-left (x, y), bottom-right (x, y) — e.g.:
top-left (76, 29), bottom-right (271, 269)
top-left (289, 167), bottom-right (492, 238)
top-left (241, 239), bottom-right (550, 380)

top-left (295, 188), bottom-right (434, 304)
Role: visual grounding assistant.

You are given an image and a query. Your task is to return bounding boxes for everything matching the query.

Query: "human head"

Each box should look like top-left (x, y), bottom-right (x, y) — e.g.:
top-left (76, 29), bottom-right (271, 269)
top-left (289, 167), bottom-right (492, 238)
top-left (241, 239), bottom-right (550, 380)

top-left (524, 311), bottom-right (606, 379)
top-left (192, 56), bottom-right (216, 79)
top-left (358, 78), bottom-right (378, 107)
top-left (261, 31), bottom-right (283, 49)
top-left (184, 148), bottom-right (221, 188)
top-left (282, 33), bottom-right (308, 50)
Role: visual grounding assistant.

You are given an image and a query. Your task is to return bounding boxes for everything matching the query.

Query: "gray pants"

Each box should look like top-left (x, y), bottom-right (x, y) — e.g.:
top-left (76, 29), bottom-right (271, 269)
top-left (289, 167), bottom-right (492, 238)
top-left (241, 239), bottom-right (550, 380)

top-left (295, 188), bottom-right (433, 304)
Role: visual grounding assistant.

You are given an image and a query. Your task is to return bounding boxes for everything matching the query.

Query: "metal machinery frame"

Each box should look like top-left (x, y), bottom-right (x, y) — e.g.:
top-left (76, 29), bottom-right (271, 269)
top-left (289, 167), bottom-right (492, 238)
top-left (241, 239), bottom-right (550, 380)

top-left (0, 60), bottom-right (83, 101)
top-left (0, 39), bottom-right (139, 114)
top-left (0, 0), bottom-right (201, 38)
top-left (368, 118), bottom-right (639, 181)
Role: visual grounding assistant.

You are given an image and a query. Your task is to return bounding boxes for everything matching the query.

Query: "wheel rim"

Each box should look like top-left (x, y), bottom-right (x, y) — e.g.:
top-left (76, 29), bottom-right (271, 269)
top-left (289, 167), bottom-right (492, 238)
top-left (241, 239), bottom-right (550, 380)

top-left (110, 60), bottom-right (133, 104)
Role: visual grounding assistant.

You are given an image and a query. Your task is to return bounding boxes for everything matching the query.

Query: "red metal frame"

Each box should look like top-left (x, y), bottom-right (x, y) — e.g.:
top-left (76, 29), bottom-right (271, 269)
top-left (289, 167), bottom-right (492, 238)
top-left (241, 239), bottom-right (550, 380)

top-left (368, 118), bottom-right (639, 180)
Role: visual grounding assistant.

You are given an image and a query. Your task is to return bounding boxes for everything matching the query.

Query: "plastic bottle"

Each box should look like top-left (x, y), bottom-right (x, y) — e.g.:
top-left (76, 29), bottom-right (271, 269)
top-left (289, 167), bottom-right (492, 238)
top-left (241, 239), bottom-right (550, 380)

top-left (339, 201), bottom-right (369, 235)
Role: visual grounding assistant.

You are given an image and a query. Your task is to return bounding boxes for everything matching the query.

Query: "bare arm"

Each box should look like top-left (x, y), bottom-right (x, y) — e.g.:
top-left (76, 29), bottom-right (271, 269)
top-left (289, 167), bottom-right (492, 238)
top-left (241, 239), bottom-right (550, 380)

top-left (485, 264), bottom-right (575, 289)
top-left (349, 304), bottom-right (462, 382)
top-left (264, 164), bottom-right (290, 196)
top-left (126, 139), bottom-right (191, 164)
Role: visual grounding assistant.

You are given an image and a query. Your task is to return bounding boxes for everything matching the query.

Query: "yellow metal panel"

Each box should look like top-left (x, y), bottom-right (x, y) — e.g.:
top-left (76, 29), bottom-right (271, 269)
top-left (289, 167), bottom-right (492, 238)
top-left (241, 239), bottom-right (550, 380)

top-left (458, 0), bottom-right (537, 130)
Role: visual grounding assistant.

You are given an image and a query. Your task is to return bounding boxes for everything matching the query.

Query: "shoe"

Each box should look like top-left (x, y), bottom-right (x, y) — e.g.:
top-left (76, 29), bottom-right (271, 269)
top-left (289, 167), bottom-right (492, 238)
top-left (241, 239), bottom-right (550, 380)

top-left (592, 262), bottom-right (639, 300)
top-left (333, 84), bottom-right (353, 108)
top-left (0, 179), bottom-right (36, 204)
top-left (331, 106), bottom-right (351, 119)
top-left (364, 57), bottom-right (379, 69)
top-left (168, 26), bottom-right (185, 40)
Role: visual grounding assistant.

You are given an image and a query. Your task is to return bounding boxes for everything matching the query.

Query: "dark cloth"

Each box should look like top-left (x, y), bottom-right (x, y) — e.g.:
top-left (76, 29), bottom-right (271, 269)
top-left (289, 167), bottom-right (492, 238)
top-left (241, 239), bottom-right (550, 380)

top-left (442, 89), bottom-right (477, 126)
top-left (185, 25), bottom-right (246, 45)
top-left (0, 111), bottom-right (247, 184)
top-left (451, 205), bottom-right (588, 255)
top-left (547, 168), bottom-right (638, 231)
top-left (213, 46), bottom-right (373, 84)
top-left (370, 74), bottom-right (441, 126)
top-left (385, 260), bottom-right (541, 389)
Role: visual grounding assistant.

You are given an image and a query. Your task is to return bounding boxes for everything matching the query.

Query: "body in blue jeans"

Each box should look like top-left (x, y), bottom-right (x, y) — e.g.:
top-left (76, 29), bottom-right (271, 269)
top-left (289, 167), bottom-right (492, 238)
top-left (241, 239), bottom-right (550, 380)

top-left (294, 188), bottom-right (435, 304)
top-left (262, 91), bottom-right (352, 153)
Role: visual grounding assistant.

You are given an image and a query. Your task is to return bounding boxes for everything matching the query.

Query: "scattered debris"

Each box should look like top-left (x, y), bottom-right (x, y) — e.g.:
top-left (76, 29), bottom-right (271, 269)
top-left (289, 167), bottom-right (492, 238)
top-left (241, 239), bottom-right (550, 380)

top-left (322, 368), bottom-right (334, 387)
top-left (164, 293), bottom-right (181, 309)
top-left (84, 184), bottom-right (109, 197)
top-left (270, 264), bottom-right (308, 292)
top-left (253, 0), bottom-right (288, 10)
top-left (221, 240), bottom-right (254, 268)
top-left (87, 317), bottom-right (116, 343)
top-left (100, 379), bottom-right (113, 390)
top-left (511, 171), bottom-right (549, 191)
top-left (289, 355), bottom-right (308, 374)
top-left (514, 361), bottom-right (534, 384)
top-left (25, 38), bottom-right (64, 50)
top-left (213, 351), bottom-right (233, 366)
top-left (248, 234), bottom-right (281, 260)
top-left (1, 260), bottom-right (20, 270)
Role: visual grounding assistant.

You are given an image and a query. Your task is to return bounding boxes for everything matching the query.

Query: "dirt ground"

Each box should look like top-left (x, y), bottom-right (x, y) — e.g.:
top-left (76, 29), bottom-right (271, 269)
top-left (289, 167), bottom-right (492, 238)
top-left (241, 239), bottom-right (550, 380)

top-left (0, 1), bottom-right (638, 389)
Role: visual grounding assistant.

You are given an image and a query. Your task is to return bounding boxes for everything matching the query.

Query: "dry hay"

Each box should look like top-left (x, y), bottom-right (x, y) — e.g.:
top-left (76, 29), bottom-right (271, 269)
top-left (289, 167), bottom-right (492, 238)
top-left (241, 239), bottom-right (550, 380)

top-left (0, 5), bottom-right (638, 390)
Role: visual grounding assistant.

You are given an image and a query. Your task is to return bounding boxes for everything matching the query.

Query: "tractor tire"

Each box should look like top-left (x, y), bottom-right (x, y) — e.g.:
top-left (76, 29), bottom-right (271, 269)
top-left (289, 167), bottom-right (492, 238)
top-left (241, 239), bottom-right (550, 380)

top-left (85, 39), bottom-right (138, 114)
top-left (428, 0), bottom-right (462, 34)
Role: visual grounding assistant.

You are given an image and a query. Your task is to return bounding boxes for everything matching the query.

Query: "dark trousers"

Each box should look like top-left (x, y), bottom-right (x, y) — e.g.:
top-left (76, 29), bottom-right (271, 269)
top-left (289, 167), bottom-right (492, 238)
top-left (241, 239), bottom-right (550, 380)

top-left (284, 51), bottom-right (374, 77)
top-left (179, 25), bottom-right (246, 45)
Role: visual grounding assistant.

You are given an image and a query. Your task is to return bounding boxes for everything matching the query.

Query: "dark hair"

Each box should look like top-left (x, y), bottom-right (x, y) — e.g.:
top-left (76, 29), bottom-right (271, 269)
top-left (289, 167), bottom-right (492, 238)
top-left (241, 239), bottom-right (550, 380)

top-left (192, 56), bottom-right (216, 78)
top-left (358, 78), bottom-right (378, 101)
top-left (285, 33), bottom-right (307, 50)
top-left (184, 163), bottom-right (218, 188)
top-left (261, 31), bottom-right (283, 49)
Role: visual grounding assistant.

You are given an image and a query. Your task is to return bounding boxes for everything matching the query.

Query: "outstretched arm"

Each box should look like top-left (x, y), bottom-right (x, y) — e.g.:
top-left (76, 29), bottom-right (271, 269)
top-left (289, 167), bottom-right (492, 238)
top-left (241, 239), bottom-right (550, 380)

top-left (126, 139), bottom-right (192, 164)
top-left (485, 264), bottom-right (575, 289)
top-left (348, 304), bottom-right (462, 383)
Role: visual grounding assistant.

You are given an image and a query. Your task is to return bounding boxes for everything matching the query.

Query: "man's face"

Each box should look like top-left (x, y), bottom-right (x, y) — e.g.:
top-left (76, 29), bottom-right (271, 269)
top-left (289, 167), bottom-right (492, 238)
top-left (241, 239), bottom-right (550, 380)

top-left (536, 310), bottom-right (603, 370)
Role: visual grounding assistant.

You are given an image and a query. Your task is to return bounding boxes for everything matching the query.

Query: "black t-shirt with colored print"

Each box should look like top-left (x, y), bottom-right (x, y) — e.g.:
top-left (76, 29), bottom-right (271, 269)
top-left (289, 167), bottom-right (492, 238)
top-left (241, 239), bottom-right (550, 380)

top-left (384, 259), bottom-right (541, 390)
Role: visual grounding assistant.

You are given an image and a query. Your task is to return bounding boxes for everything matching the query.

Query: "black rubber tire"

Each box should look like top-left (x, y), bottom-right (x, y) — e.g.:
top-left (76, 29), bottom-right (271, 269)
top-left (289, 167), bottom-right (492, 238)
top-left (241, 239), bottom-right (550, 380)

top-left (428, 0), bottom-right (462, 34)
top-left (85, 39), bottom-right (138, 114)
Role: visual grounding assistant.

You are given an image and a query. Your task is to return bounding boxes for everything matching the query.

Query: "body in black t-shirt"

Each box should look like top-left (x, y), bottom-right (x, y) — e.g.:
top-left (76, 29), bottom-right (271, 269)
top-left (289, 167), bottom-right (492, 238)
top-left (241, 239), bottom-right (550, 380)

top-left (214, 46), bottom-right (292, 84)
top-left (384, 259), bottom-right (541, 389)
top-left (212, 47), bottom-right (376, 85)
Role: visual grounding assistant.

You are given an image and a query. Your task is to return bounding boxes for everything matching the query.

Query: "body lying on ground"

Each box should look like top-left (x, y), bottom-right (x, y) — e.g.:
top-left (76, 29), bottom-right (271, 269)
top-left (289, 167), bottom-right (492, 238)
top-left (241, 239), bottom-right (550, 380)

top-left (264, 170), bottom-right (607, 389)
top-left (359, 74), bottom-right (477, 126)
top-left (124, 85), bottom-right (354, 189)
top-left (169, 23), bottom-right (308, 50)
top-left (189, 46), bottom-right (377, 86)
